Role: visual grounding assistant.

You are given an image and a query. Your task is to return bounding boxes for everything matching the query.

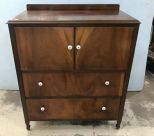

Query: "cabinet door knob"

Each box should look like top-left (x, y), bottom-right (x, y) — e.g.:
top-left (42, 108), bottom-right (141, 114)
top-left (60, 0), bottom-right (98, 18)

top-left (38, 81), bottom-right (43, 87)
top-left (105, 81), bottom-right (110, 86)
top-left (101, 106), bottom-right (107, 111)
top-left (76, 45), bottom-right (81, 50)
top-left (68, 45), bottom-right (73, 50)
top-left (40, 106), bottom-right (45, 111)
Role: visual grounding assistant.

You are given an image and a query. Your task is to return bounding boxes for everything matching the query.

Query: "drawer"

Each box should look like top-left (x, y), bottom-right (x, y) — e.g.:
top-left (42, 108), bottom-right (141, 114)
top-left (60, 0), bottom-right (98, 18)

top-left (26, 98), bottom-right (120, 120)
top-left (23, 73), bottom-right (124, 97)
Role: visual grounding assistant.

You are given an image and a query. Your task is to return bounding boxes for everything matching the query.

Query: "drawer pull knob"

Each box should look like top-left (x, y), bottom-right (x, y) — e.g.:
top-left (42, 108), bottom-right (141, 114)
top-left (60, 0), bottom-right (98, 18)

top-left (38, 82), bottom-right (43, 87)
top-left (105, 81), bottom-right (110, 86)
top-left (40, 107), bottom-right (45, 111)
top-left (68, 45), bottom-right (73, 50)
top-left (76, 45), bottom-right (81, 50)
top-left (101, 106), bottom-right (107, 111)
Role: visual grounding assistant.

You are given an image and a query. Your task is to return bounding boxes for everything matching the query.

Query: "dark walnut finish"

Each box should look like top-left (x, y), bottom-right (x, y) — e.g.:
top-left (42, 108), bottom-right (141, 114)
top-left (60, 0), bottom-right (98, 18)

top-left (8, 4), bottom-right (140, 130)
top-left (27, 4), bottom-right (120, 11)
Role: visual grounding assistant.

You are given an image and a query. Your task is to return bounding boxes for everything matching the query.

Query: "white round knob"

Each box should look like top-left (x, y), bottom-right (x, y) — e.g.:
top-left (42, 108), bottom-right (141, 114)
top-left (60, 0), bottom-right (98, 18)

top-left (76, 45), bottom-right (81, 50)
top-left (38, 82), bottom-right (43, 87)
top-left (68, 45), bottom-right (73, 50)
top-left (102, 106), bottom-right (107, 111)
top-left (40, 107), bottom-right (45, 111)
top-left (105, 81), bottom-right (110, 86)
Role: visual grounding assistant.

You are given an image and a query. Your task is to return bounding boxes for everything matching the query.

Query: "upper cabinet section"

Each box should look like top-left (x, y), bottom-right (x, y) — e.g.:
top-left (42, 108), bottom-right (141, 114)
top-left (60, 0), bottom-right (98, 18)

top-left (15, 27), bottom-right (74, 71)
top-left (15, 26), bottom-right (134, 71)
top-left (7, 4), bottom-right (140, 25)
top-left (9, 4), bottom-right (140, 71)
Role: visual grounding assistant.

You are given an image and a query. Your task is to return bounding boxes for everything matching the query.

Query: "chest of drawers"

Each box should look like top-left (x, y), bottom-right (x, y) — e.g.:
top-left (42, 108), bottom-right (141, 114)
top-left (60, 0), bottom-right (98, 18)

top-left (8, 4), bottom-right (140, 130)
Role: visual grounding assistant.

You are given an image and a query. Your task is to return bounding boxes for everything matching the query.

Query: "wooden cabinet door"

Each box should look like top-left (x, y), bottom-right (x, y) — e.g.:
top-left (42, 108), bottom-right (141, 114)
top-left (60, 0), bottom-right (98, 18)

top-left (15, 27), bottom-right (74, 71)
top-left (75, 27), bottom-right (134, 70)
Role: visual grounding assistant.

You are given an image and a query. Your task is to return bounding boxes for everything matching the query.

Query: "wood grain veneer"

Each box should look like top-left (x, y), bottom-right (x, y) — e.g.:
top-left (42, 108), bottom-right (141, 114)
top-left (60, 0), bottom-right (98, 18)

top-left (15, 27), bottom-right (74, 70)
top-left (75, 27), bottom-right (134, 70)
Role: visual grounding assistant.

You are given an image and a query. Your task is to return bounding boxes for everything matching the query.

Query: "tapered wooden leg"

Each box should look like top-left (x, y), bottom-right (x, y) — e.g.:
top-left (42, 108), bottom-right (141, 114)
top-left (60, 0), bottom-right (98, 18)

top-left (116, 123), bottom-right (120, 129)
top-left (116, 120), bottom-right (121, 129)
top-left (26, 121), bottom-right (30, 130)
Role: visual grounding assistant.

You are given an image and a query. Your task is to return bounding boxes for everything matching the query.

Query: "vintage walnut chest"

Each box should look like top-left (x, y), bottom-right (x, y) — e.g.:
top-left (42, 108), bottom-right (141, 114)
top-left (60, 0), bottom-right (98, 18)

top-left (8, 4), bottom-right (140, 130)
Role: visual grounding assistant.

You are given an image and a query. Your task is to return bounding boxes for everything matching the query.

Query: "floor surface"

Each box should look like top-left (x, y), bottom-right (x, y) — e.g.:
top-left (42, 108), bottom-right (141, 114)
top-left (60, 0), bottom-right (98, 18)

top-left (0, 72), bottom-right (154, 136)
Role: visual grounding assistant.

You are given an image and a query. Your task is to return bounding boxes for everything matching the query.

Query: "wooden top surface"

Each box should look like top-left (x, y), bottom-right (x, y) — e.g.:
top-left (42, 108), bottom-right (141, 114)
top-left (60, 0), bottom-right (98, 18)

top-left (8, 4), bottom-right (140, 24)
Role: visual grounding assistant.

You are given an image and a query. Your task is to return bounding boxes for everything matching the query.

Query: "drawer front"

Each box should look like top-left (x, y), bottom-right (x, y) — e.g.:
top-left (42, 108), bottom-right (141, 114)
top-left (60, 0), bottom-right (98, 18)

top-left (26, 98), bottom-right (120, 120)
top-left (75, 27), bottom-right (134, 70)
top-left (23, 73), bottom-right (124, 97)
top-left (15, 27), bottom-right (74, 71)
